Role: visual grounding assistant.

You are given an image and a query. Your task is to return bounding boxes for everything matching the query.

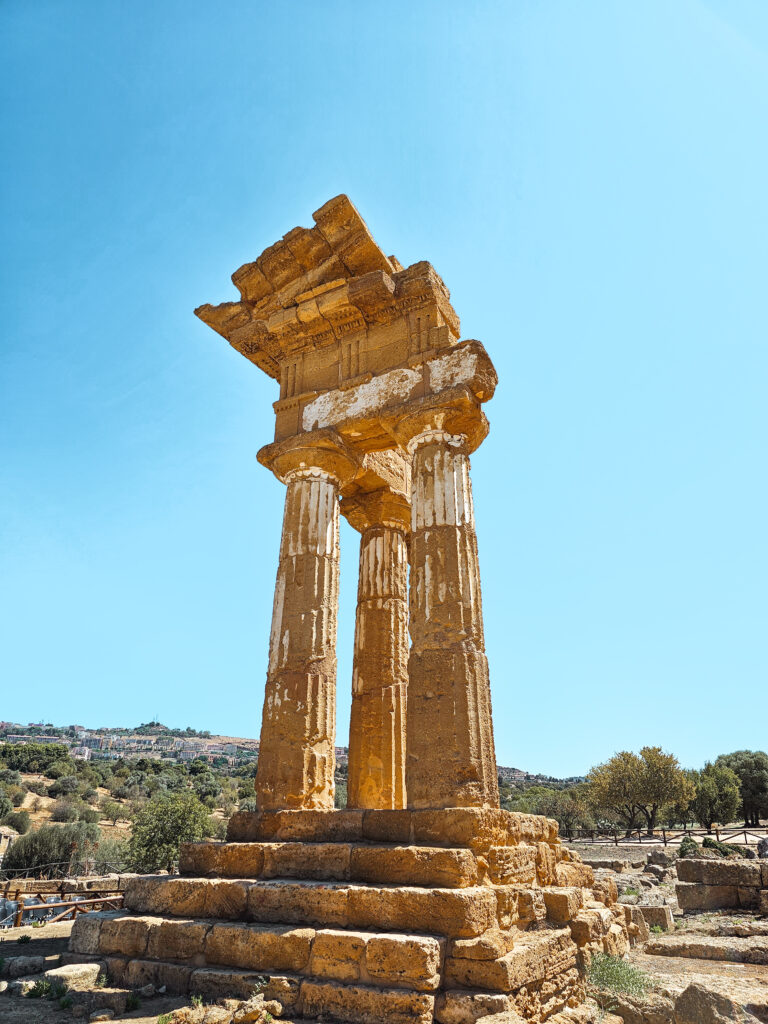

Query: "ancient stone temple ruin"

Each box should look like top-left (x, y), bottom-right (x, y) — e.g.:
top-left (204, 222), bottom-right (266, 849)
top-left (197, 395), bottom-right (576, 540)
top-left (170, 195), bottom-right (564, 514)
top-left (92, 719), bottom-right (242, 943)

top-left (69, 197), bottom-right (638, 1022)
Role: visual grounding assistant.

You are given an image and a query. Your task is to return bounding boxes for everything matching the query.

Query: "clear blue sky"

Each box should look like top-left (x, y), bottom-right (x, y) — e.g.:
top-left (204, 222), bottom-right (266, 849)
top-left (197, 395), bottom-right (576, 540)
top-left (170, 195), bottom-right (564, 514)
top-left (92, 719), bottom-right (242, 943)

top-left (1, 1), bottom-right (766, 776)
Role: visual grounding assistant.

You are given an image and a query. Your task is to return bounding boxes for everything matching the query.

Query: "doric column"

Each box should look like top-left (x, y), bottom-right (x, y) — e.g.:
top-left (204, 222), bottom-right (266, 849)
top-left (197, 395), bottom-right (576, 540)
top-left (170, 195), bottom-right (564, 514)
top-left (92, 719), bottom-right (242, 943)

top-left (341, 490), bottom-right (410, 810)
top-left (254, 432), bottom-right (359, 811)
top-left (400, 415), bottom-right (499, 810)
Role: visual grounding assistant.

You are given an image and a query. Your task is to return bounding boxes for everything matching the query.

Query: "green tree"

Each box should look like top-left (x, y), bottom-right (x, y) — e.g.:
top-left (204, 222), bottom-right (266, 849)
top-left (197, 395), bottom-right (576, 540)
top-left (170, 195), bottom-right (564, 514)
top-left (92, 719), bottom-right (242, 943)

top-left (587, 751), bottom-right (644, 833)
top-left (0, 743), bottom-right (71, 774)
top-left (715, 751), bottom-right (768, 827)
top-left (690, 762), bottom-right (741, 832)
top-left (587, 747), bottom-right (693, 835)
top-left (101, 799), bottom-right (123, 825)
top-left (633, 746), bottom-right (694, 834)
top-left (129, 792), bottom-right (212, 873)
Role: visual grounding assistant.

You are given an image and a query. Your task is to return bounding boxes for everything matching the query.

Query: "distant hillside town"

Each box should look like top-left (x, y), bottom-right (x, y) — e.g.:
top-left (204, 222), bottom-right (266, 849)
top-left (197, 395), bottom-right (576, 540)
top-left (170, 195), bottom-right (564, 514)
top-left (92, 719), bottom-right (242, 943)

top-left (0, 721), bottom-right (580, 787)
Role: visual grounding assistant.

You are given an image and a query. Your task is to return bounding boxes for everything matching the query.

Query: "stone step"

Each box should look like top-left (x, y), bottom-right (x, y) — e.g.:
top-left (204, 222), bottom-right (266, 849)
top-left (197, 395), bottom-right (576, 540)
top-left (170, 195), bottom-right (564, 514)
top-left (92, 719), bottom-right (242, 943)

top-left (227, 807), bottom-right (557, 854)
top-left (73, 912), bottom-right (446, 992)
top-left (645, 932), bottom-right (768, 964)
top-left (180, 840), bottom-right (478, 888)
top-left (123, 875), bottom-right (500, 938)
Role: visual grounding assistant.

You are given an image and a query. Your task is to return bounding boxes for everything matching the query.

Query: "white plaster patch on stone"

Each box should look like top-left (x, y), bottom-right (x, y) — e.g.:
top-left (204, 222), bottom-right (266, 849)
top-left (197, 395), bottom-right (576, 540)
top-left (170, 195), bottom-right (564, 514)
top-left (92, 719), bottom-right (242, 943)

top-left (268, 575), bottom-right (286, 675)
top-left (302, 367), bottom-right (420, 431)
top-left (428, 346), bottom-right (478, 391)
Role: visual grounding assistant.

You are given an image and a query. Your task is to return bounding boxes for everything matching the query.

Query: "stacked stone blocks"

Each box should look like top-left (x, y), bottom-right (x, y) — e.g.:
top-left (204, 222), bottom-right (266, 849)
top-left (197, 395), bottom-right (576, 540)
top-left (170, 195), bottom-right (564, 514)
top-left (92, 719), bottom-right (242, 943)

top-left (71, 809), bottom-right (633, 1023)
top-left (676, 857), bottom-right (768, 914)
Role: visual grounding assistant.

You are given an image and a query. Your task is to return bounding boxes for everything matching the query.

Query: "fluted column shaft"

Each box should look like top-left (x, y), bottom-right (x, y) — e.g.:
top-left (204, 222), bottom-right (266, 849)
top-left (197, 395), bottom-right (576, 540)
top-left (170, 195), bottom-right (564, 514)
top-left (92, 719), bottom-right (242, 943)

top-left (347, 522), bottom-right (409, 809)
top-left (255, 469), bottom-right (341, 810)
top-left (406, 430), bottom-right (499, 809)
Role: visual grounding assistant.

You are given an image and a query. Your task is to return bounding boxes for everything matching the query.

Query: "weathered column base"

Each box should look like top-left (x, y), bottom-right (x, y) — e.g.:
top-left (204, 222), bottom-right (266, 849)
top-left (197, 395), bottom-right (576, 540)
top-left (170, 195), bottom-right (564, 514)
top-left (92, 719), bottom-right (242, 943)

top-left (70, 808), bottom-right (635, 1024)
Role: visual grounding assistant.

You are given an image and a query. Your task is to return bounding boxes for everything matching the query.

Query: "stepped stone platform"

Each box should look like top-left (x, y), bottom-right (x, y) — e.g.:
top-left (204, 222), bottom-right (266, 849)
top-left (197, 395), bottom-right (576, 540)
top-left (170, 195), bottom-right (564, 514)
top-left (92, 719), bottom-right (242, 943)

top-left (69, 809), bottom-right (635, 1023)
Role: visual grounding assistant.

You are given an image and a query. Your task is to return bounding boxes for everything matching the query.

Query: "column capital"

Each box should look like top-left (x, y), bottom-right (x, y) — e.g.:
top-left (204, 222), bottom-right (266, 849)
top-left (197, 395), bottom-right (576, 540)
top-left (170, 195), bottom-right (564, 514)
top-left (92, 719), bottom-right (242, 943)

top-left (258, 428), bottom-right (361, 487)
top-left (341, 488), bottom-right (411, 534)
top-left (388, 388), bottom-right (489, 455)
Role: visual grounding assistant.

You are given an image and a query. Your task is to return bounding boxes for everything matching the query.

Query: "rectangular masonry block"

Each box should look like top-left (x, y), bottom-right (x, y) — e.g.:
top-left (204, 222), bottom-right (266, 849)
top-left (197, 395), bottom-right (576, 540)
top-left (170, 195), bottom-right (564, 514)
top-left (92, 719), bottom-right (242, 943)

top-left (536, 843), bottom-right (557, 886)
top-left (364, 933), bottom-right (443, 991)
top-left (69, 911), bottom-right (112, 955)
top-left (247, 881), bottom-right (351, 927)
top-left (350, 845), bottom-right (477, 888)
top-left (180, 842), bottom-right (265, 878)
top-left (638, 905), bottom-right (674, 932)
top-left (450, 929), bottom-right (515, 962)
top-left (675, 882), bottom-right (739, 912)
top-left (486, 846), bottom-right (537, 885)
top-left (569, 908), bottom-right (613, 946)
top-left (191, 967), bottom-right (292, 1003)
top-left (495, 886), bottom-right (546, 929)
top-left (543, 887), bottom-right (583, 925)
top-left (125, 877), bottom-right (249, 920)
top-left (98, 915), bottom-right (155, 957)
top-left (228, 809), bottom-right (364, 844)
top-left (554, 862), bottom-right (594, 887)
top-left (677, 858), bottom-right (762, 887)
top-left (346, 884), bottom-right (496, 939)
top-left (261, 842), bottom-right (352, 881)
top-left (309, 929), bottom-right (368, 982)
top-left (125, 959), bottom-right (193, 994)
top-left (361, 810), bottom-right (414, 845)
top-left (434, 990), bottom-right (513, 1024)
top-left (205, 922), bottom-right (313, 972)
top-left (146, 918), bottom-right (208, 961)
top-left (300, 980), bottom-right (434, 1024)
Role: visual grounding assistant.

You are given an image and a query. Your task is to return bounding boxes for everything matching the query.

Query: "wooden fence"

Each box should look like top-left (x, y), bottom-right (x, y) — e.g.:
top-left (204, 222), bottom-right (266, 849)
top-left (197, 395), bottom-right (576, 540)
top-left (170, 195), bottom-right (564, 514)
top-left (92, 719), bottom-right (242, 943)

top-left (565, 826), bottom-right (768, 846)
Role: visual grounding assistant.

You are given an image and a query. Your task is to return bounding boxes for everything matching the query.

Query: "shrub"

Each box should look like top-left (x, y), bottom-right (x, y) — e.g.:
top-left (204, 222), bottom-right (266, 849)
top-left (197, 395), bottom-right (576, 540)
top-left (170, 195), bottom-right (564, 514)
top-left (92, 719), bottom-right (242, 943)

top-left (0, 790), bottom-right (12, 819)
top-left (7, 785), bottom-right (25, 807)
top-left (587, 953), bottom-right (648, 998)
top-left (0, 770), bottom-right (21, 786)
top-left (50, 799), bottom-right (80, 822)
top-left (44, 758), bottom-right (75, 780)
top-left (239, 798), bottom-right (259, 812)
top-left (17, 934), bottom-right (31, 944)
top-left (92, 837), bottom-right (130, 874)
top-left (702, 836), bottom-right (743, 858)
top-left (26, 978), bottom-right (53, 998)
top-left (208, 816), bottom-right (227, 841)
top-left (679, 835), bottom-right (699, 858)
top-left (48, 775), bottom-right (80, 798)
top-left (1, 810), bottom-right (31, 834)
top-left (25, 781), bottom-right (47, 797)
top-left (126, 993), bottom-right (141, 1011)
top-left (0, 821), bottom-right (101, 879)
